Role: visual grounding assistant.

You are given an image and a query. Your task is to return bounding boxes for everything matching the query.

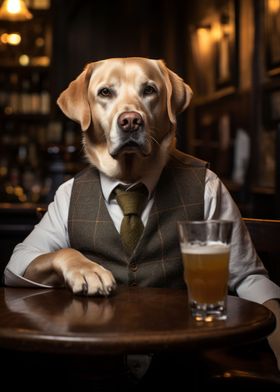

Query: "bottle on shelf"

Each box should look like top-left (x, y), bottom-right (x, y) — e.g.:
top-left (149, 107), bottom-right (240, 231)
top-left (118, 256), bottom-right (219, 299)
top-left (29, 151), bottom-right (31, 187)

top-left (8, 73), bottom-right (20, 115)
top-left (5, 166), bottom-right (25, 203)
top-left (0, 128), bottom-right (9, 201)
top-left (42, 121), bottom-right (65, 203)
top-left (20, 76), bottom-right (32, 114)
top-left (0, 155), bottom-right (9, 202)
top-left (40, 75), bottom-right (50, 114)
top-left (30, 71), bottom-right (41, 113)
top-left (0, 73), bottom-right (8, 114)
top-left (1, 125), bottom-right (26, 203)
top-left (21, 141), bottom-right (42, 203)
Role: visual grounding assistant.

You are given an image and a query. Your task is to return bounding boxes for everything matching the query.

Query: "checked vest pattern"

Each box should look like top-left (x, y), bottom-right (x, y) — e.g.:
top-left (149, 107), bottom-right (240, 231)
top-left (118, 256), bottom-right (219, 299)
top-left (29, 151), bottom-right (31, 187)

top-left (68, 149), bottom-right (207, 288)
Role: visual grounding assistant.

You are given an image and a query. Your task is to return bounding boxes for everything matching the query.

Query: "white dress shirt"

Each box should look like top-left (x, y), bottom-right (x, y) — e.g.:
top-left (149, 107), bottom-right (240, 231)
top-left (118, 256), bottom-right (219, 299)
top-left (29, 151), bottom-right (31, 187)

top-left (4, 168), bottom-right (280, 304)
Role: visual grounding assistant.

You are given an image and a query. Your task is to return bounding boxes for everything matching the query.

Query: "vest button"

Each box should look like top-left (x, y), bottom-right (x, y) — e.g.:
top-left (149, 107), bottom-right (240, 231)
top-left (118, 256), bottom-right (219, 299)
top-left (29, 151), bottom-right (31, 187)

top-left (129, 263), bottom-right (138, 272)
top-left (129, 281), bottom-right (137, 287)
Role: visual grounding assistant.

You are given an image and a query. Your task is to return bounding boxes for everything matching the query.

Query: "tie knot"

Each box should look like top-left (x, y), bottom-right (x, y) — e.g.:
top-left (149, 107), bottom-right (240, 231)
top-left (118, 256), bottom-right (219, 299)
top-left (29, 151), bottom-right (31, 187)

top-left (114, 183), bottom-right (148, 216)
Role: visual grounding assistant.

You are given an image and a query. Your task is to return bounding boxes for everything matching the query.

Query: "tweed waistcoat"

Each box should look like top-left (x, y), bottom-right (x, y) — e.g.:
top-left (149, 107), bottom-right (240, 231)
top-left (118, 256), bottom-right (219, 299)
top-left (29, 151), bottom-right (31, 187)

top-left (68, 149), bottom-right (207, 288)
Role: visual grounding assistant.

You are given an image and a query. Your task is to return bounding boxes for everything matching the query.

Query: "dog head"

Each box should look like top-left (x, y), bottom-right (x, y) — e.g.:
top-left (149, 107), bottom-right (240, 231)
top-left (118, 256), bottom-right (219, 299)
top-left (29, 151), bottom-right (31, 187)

top-left (57, 57), bottom-right (192, 181)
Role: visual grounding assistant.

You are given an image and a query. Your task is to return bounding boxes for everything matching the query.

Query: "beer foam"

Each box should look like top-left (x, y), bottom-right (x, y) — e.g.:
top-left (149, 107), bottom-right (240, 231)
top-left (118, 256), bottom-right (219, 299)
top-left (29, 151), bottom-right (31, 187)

top-left (181, 241), bottom-right (230, 254)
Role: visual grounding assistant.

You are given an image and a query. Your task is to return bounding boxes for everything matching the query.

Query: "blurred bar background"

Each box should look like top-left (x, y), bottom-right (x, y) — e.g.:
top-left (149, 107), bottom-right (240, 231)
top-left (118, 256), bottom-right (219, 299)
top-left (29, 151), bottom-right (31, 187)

top-left (0, 0), bottom-right (280, 270)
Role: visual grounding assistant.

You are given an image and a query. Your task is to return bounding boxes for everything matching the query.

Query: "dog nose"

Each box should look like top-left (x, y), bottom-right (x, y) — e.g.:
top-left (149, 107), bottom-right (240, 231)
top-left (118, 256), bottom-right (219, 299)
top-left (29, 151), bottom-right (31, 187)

top-left (117, 111), bottom-right (143, 132)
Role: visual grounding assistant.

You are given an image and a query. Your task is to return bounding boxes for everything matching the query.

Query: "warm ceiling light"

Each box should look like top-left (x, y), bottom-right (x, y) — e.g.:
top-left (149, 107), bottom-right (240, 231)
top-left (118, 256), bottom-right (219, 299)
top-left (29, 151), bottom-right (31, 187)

top-left (0, 0), bottom-right (33, 21)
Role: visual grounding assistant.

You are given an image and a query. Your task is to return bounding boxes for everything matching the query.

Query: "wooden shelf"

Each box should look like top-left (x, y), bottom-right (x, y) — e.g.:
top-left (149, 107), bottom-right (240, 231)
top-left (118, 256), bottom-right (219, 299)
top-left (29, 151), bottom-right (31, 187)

top-left (0, 114), bottom-right (50, 121)
top-left (191, 86), bottom-right (236, 107)
top-left (250, 186), bottom-right (275, 195)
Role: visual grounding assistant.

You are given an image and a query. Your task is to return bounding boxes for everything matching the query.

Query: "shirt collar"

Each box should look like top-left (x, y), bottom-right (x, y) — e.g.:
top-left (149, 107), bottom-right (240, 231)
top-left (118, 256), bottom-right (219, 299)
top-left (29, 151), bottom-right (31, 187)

top-left (100, 165), bottom-right (163, 203)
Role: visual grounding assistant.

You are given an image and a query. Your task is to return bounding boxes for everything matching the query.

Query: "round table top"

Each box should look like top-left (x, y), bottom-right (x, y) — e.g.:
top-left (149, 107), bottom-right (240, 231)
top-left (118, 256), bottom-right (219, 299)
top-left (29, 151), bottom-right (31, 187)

top-left (0, 286), bottom-right (276, 355)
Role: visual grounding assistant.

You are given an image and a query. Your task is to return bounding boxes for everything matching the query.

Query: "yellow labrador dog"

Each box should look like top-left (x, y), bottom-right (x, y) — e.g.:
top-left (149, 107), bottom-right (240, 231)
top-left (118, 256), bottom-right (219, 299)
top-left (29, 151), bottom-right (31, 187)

top-left (24, 57), bottom-right (192, 295)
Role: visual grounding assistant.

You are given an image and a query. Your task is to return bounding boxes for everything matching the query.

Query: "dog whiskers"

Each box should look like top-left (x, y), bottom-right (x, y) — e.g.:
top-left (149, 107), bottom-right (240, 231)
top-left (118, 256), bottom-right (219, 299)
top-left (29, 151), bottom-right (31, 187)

top-left (150, 135), bottom-right (160, 146)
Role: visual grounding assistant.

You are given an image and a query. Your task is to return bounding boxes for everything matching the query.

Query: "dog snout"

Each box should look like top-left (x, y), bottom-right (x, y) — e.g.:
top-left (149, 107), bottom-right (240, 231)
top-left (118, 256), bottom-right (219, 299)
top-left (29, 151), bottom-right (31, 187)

top-left (117, 111), bottom-right (143, 132)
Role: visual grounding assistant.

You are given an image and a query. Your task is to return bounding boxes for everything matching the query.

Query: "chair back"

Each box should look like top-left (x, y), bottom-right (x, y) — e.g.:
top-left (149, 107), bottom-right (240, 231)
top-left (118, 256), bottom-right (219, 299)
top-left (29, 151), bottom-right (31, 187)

top-left (242, 218), bottom-right (280, 287)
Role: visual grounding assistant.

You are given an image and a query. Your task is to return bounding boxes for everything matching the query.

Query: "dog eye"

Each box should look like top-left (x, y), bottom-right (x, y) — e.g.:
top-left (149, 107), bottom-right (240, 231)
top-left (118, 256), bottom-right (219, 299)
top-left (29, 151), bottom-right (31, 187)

top-left (143, 85), bottom-right (157, 96)
top-left (98, 87), bottom-right (112, 97)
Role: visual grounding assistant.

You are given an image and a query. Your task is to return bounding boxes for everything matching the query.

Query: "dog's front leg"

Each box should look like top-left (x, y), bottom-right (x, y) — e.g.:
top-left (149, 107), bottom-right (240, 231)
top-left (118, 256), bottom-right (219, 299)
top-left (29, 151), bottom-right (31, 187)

top-left (24, 248), bottom-right (117, 296)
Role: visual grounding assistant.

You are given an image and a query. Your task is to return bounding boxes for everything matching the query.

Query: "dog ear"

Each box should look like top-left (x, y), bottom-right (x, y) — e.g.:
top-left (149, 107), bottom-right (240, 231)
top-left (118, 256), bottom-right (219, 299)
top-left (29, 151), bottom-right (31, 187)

top-left (57, 64), bottom-right (94, 131)
top-left (157, 60), bottom-right (193, 125)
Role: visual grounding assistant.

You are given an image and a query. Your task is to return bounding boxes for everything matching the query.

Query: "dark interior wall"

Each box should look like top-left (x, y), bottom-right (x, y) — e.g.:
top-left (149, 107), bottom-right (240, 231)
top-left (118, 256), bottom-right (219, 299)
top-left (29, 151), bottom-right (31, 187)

top-left (51, 0), bottom-right (187, 99)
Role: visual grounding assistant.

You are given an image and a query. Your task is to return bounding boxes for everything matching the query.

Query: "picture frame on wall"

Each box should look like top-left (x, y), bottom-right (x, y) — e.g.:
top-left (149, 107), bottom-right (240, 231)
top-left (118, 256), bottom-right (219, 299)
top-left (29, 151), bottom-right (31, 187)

top-left (264, 0), bottom-right (280, 76)
top-left (263, 85), bottom-right (280, 128)
top-left (194, 107), bottom-right (234, 179)
top-left (270, 89), bottom-right (280, 123)
top-left (214, 0), bottom-right (239, 90)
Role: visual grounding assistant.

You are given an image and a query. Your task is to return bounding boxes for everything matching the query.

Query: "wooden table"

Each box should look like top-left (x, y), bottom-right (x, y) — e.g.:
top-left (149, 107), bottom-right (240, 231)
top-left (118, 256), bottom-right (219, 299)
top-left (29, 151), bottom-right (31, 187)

top-left (0, 286), bottom-right (276, 355)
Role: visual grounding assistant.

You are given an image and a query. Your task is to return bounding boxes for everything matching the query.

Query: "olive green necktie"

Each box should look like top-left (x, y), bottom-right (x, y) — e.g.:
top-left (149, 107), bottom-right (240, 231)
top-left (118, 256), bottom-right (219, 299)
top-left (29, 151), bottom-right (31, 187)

top-left (114, 183), bottom-right (148, 255)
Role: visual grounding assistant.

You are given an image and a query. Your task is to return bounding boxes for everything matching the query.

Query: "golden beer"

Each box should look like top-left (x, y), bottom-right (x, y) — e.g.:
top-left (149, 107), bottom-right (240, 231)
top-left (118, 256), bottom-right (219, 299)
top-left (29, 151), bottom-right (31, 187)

top-left (181, 243), bottom-right (230, 304)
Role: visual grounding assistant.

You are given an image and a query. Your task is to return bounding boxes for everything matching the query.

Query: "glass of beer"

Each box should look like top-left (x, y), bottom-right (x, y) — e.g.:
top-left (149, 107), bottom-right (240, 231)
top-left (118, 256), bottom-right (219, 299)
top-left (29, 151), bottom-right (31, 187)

top-left (177, 220), bottom-right (233, 322)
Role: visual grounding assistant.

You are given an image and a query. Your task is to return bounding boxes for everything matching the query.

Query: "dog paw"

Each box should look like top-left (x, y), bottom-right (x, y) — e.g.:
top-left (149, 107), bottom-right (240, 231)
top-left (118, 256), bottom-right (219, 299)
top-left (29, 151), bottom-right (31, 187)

top-left (65, 266), bottom-right (116, 297)
top-left (53, 249), bottom-right (117, 296)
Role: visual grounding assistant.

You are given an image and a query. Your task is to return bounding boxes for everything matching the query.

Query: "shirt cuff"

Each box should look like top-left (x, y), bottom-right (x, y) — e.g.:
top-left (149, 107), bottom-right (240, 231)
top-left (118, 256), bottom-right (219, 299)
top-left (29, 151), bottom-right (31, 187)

top-left (4, 268), bottom-right (53, 288)
top-left (236, 274), bottom-right (280, 304)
